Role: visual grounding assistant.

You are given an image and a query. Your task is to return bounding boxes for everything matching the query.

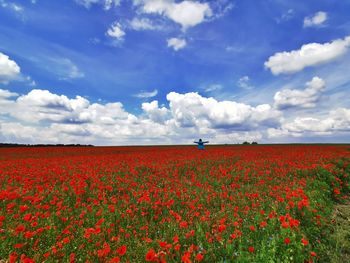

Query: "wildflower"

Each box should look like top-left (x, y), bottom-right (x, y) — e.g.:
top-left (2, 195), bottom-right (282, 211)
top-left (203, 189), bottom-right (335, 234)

top-left (146, 248), bottom-right (156, 261)
top-left (248, 246), bottom-right (255, 253)
top-left (179, 221), bottom-right (188, 228)
top-left (284, 237), bottom-right (291, 245)
top-left (23, 213), bottom-right (32, 221)
top-left (173, 235), bottom-right (179, 243)
top-left (218, 224), bottom-right (226, 232)
top-left (110, 256), bottom-right (120, 263)
top-left (281, 222), bottom-right (289, 228)
top-left (97, 242), bottom-right (111, 258)
top-left (14, 243), bottom-right (25, 249)
top-left (159, 241), bottom-right (168, 249)
top-left (117, 245), bottom-right (127, 256)
top-left (301, 238), bottom-right (309, 246)
top-left (15, 224), bottom-right (25, 233)
top-left (69, 253), bottom-right (75, 263)
top-left (195, 253), bottom-right (204, 262)
top-left (181, 251), bottom-right (191, 263)
top-left (9, 252), bottom-right (18, 263)
top-left (259, 221), bottom-right (267, 228)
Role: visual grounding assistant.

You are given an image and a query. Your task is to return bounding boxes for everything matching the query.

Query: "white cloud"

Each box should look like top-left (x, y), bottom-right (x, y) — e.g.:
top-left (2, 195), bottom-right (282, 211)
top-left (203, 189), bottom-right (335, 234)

top-left (166, 92), bottom-right (281, 129)
top-left (167, 37), bottom-right (187, 51)
top-left (265, 35), bottom-right (350, 75)
top-left (129, 17), bottom-right (162, 30)
top-left (214, 131), bottom-right (262, 144)
top-left (0, 89), bottom-right (18, 98)
top-left (237, 76), bottom-right (254, 90)
top-left (274, 76), bottom-right (326, 109)
top-left (0, 52), bottom-right (21, 84)
top-left (11, 89), bottom-right (90, 123)
top-left (107, 22), bottom-right (126, 40)
top-left (268, 107), bottom-right (350, 138)
top-left (2, 87), bottom-right (349, 145)
top-left (0, 89), bottom-right (18, 110)
top-left (142, 100), bottom-right (169, 123)
top-left (133, 89), bottom-right (158, 98)
top-left (134, 0), bottom-right (212, 30)
top-left (0, 88), bottom-right (283, 145)
top-left (75, 0), bottom-right (121, 10)
top-left (267, 128), bottom-right (292, 138)
top-left (304, 11), bottom-right (327, 27)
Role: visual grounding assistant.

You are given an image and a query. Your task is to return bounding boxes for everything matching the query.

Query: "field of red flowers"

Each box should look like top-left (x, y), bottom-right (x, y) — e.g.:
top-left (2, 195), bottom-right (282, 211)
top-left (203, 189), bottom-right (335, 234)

top-left (0, 145), bottom-right (349, 262)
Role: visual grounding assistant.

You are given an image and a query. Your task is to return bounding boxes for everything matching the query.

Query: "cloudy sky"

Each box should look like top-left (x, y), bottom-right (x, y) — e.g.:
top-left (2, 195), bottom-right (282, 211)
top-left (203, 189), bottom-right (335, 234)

top-left (0, 0), bottom-right (350, 145)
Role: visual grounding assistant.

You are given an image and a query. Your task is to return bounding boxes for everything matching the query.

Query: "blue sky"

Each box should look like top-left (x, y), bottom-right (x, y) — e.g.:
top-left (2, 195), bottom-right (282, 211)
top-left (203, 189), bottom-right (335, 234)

top-left (0, 0), bottom-right (350, 145)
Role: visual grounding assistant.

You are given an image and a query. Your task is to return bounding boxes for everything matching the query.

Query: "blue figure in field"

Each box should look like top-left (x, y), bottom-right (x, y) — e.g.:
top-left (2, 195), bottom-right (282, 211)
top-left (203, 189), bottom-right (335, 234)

top-left (194, 138), bottom-right (209, 150)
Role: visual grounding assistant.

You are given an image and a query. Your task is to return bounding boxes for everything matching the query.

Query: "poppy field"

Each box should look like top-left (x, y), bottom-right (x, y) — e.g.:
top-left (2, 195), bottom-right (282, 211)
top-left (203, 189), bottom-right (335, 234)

top-left (0, 145), bottom-right (349, 262)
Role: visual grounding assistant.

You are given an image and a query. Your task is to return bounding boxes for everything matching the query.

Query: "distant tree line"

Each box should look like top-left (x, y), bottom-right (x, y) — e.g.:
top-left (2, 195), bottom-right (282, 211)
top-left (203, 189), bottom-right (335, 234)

top-left (0, 143), bottom-right (94, 148)
top-left (242, 141), bottom-right (258, 145)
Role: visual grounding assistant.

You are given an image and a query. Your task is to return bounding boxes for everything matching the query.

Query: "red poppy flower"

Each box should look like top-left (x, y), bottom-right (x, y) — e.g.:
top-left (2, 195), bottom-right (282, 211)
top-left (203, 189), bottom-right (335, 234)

top-left (259, 221), bottom-right (267, 228)
top-left (181, 251), bottom-right (191, 263)
top-left (284, 238), bottom-right (291, 245)
top-left (117, 245), bottom-right (127, 256)
top-left (195, 253), bottom-right (204, 262)
top-left (15, 225), bottom-right (25, 233)
top-left (301, 238), bottom-right (309, 246)
top-left (14, 243), bottom-right (25, 249)
top-left (145, 248), bottom-right (156, 262)
top-left (109, 256), bottom-right (120, 263)
top-left (9, 252), bottom-right (17, 263)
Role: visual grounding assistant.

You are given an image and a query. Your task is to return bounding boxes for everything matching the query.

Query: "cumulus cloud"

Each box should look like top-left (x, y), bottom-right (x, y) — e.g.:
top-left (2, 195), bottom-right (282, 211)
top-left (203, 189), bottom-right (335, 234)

top-left (166, 92), bottom-right (281, 130)
top-left (133, 89), bottom-right (158, 98)
top-left (142, 100), bottom-right (169, 123)
top-left (274, 76), bottom-right (325, 109)
top-left (0, 88), bottom-right (285, 145)
top-left (107, 22), bottom-right (126, 40)
top-left (75, 0), bottom-right (121, 10)
top-left (0, 52), bottom-right (21, 84)
top-left (167, 37), bottom-right (187, 51)
top-left (11, 89), bottom-right (91, 123)
top-left (134, 0), bottom-right (212, 30)
top-left (268, 107), bottom-right (350, 138)
top-left (265, 35), bottom-right (350, 75)
top-left (0, 88), bottom-right (18, 99)
top-left (0, 88), bottom-right (18, 110)
top-left (2, 87), bottom-right (349, 145)
top-left (303, 11), bottom-right (327, 27)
